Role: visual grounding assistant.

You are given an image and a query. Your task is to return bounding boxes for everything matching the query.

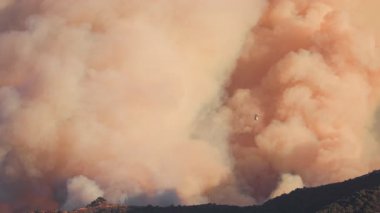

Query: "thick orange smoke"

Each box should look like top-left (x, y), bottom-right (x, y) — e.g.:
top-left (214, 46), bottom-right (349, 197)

top-left (0, 0), bottom-right (265, 211)
top-left (0, 0), bottom-right (379, 212)
top-left (226, 0), bottom-right (380, 202)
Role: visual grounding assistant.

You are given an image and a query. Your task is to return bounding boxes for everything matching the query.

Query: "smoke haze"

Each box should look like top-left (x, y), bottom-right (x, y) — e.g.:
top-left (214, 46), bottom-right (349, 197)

top-left (0, 0), bottom-right (379, 211)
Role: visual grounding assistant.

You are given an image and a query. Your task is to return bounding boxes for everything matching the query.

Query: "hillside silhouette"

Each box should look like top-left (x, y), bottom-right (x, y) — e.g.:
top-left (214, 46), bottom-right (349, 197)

top-left (34, 170), bottom-right (380, 213)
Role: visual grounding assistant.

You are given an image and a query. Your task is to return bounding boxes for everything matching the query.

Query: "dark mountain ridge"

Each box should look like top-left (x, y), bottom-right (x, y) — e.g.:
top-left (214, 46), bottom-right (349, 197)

top-left (34, 170), bottom-right (380, 213)
top-left (260, 170), bottom-right (380, 212)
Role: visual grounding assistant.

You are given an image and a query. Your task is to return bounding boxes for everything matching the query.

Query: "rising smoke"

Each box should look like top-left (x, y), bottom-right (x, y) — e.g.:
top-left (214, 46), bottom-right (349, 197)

top-left (226, 0), bottom-right (380, 202)
top-left (0, 0), bottom-right (379, 212)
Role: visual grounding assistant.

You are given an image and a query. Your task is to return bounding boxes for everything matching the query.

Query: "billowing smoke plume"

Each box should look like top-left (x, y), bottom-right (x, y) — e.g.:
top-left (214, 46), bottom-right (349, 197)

top-left (63, 176), bottom-right (104, 210)
top-left (226, 0), bottom-right (380, 202)
top-left (0, 0), bottom-right (379, 211)
top-left (270, 173), bottom-right (303, 198)
top-left (0, 0), bottom-right (265, 211)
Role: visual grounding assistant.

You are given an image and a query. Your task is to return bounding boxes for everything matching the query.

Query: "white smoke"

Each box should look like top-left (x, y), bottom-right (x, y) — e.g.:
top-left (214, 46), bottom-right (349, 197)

top-left (63, 175), bottom-right (104, 210)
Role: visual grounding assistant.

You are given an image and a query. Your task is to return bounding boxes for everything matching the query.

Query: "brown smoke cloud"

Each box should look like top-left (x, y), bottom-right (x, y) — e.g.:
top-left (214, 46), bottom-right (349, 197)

top-left (0, 0), bottom-right (265, 211)
top-left (226, 0), bottom-right (380, 202)
top-left (0, 0), bottom-right (379, 211)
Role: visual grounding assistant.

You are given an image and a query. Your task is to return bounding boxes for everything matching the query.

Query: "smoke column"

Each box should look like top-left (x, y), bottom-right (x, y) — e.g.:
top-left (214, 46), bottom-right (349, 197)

top-left (226, 0), bottom-right (380, 202)
top-left (0, 0), bottom-right (265, 211)
top-left (0, 0), bottom-right (379, 211)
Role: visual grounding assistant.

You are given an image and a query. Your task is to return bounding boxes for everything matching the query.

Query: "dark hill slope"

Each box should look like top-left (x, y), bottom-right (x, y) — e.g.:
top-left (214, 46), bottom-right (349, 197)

top-left (260, 170), bottom-right (380, 213)
top-left (317, 185), bottom-right (380, 213)
top-left (33, 170), bottom-right (380, 213)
